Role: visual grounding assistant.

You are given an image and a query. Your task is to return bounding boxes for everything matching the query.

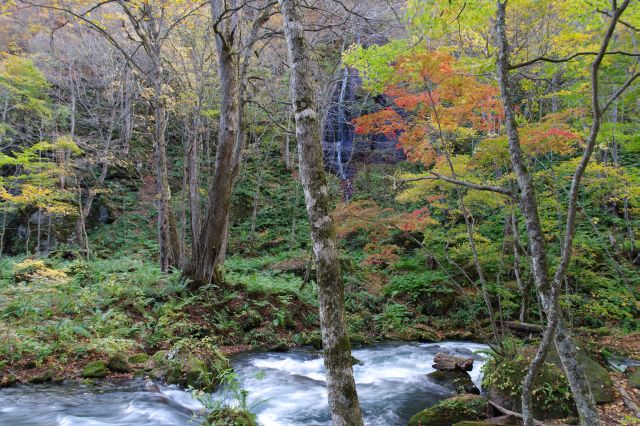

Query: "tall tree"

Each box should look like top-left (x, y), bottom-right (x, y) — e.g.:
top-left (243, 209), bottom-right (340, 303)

top-left (278, 0), bottom-right (364, 424)
top-left (495, 0), bottom-right (637, 424)
top-left (187, 0), bottom-right (273, 286)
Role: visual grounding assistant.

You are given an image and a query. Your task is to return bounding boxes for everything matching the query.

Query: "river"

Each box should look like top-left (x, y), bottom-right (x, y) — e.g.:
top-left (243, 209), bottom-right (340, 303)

top-left (0, 341), bottom-right (488, 426)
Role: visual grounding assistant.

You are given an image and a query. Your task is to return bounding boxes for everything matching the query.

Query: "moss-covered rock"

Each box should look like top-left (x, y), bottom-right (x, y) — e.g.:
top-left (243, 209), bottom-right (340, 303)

top-left (204, 407), bottom-right (256, 426)
top-left (108, 354), bottom-right (131, 373)
top-left (396, 325), bottom-right (439, 342)
top-left (82, 361), bottom-right (108, 378)
top-left (628, 369), bottom-right (640, 388)
top-left (427, 370), bottom-right (479, 394)
top-left (129, 353), bottom-right (149, 364)
top-left (547, 344), bottom-right (614, 404)
top-left (482, 342), bottom-right (575, 419)
top-left (0, 372), bottom-right (17, 388)
top-left (408, 394), bottom-right (487, 426)
top-left (149, 339), bottom-right (230, 392)
top-left (29, 371), bottom-right (53, 383)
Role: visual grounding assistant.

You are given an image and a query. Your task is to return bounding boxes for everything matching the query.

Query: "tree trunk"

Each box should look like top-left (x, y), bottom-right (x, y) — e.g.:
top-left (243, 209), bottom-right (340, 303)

top-left (152, 72), bottom-right (179, 272)
top-left (187, 0), bottom-right (240, 286)
top-left (186, 114), bottom-right (201, 246)
top-left (495, 2), bottom-right (607, 424)
top-left (279, 1), bottom-right (364, 424)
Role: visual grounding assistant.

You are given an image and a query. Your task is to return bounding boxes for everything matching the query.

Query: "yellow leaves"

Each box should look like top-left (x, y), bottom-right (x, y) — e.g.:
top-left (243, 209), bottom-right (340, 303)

top-left (13, 259), bottom-right (69, 285)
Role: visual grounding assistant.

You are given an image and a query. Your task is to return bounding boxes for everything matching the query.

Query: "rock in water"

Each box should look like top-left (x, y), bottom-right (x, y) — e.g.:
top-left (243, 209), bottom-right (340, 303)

top-left (427, 370), bottom-right (479, 394)
top-left (433, 352), bottom-right (474, 371)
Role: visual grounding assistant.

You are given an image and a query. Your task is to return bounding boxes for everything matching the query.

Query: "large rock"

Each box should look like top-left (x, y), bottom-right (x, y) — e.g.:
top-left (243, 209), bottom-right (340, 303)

top-left (482, 341), bottom-right (613, 420)
top-left (427, 370), bottom-right (479, 394)
top-left (433, 352), bottom-right (474, 371)
top-left (547, 345), bottom-right (614, 404)
top-left (82, 361), bottom-right (108, 378)
top-left (408, 394), bottom-right (488, 426)
top-left (149, 340), bottom-right (230, 392)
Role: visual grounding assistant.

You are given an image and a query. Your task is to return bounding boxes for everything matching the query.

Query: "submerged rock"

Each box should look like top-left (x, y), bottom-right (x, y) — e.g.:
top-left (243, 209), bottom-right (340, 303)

top-left (427, 370), bottom-right (479, 394)
top-left (82, 361), bottom-right (108, 378)
top-left (408, 394), bottom-right (488, 426)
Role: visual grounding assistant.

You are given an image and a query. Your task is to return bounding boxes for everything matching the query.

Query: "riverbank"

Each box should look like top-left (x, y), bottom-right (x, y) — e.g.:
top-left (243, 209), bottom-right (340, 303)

top-left (1, 255), bottom-right (639, 425)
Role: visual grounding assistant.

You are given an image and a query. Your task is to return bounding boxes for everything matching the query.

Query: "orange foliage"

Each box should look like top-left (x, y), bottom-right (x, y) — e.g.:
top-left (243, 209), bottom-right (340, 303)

top-left (352, 49), bottom-right (504, 167)
top-left (333, 200), bottom-right (435, 242)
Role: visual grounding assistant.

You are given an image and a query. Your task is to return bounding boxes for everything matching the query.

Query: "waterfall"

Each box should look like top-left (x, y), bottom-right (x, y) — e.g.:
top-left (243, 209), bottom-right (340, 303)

top-left (336, 68), bottom-right (350, 180)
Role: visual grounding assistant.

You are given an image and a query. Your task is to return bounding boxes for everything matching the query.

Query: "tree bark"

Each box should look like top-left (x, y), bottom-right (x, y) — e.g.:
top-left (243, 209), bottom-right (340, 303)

top-left (187, 0), bottom-right (240, 286)
top-left (279, 1), bottom-right (364, 425)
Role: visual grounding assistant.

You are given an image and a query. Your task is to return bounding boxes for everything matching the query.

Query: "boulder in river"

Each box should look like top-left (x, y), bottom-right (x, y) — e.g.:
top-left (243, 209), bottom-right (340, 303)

top-left (408, 394), bottom-right (488, 426)
top-left (427, 370), bottom-right (479, 394)
top-left (433, 352), bottom-right (474, 371)
top-left (149, 339), bottom-right (230, 392)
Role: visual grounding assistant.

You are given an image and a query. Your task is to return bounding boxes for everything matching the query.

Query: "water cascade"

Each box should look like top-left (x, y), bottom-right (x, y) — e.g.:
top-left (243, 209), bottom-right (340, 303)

top-left (0, 341), bottom-right (487, 426)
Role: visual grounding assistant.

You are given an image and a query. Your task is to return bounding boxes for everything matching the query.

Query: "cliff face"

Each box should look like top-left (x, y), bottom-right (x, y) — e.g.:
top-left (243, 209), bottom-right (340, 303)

top-left (322, 68), bottom-right (405, 199)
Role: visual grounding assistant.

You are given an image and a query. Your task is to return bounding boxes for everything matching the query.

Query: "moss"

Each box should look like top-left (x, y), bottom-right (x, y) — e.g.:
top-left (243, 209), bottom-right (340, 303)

top-left (108, 354), bottom-right (131, 373)
top-left (482, 340), bottom-right (576, 419)
top-left (547, 344), bottom-right (614, 404)
top-left (129, 353), bottom-right (149, 364)
top-left (150, 339), bottom-right (231, 392)
top-left (204, 407), bottom-right (256, 426)
top-left (28, 370), bottom-right (53, 384)
top-left (408, 394), bottom-right (487, 426)
top-left (82, 361), bottom-right (108, 378)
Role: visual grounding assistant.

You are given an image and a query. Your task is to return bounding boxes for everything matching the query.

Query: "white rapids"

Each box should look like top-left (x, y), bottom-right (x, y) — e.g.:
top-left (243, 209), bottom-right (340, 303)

top-left (0, 341), bottom-right (488, 426)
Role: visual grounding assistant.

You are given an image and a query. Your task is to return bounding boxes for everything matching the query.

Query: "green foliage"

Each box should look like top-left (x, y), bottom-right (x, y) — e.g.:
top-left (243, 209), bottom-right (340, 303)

top-left (481, 338), bottom-right (575, 417)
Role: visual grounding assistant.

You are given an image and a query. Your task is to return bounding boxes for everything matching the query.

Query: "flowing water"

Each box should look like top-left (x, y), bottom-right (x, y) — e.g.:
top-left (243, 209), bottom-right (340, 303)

top-left (0, 341), bottom-right (488, 426)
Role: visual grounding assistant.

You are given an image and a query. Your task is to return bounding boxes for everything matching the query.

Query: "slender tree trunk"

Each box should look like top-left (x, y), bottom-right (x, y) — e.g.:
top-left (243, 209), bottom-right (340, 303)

top-left (186, 114), bottom-right (201, 246)
top-left (495, 1), bottom-right (633, 423)
top-left (279, 1), bottom-right (364, 424)
top-left (152, 65), bottom-right (179, 272)
top-left (511, 211), bottom-right (528, 322)
top-left (187, 0), bottom-right (240, 286)
top-left (0, 210), bottom-right (6, 257)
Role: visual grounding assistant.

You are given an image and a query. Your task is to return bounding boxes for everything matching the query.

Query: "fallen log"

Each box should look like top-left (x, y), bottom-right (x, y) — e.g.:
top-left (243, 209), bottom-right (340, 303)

top-left (500, 321), bottom-right (543, 334)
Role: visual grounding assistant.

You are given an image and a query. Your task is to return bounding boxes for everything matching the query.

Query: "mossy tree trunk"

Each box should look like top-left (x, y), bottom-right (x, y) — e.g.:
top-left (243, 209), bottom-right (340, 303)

top-left (279, 1), bottom-right (364, 424)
